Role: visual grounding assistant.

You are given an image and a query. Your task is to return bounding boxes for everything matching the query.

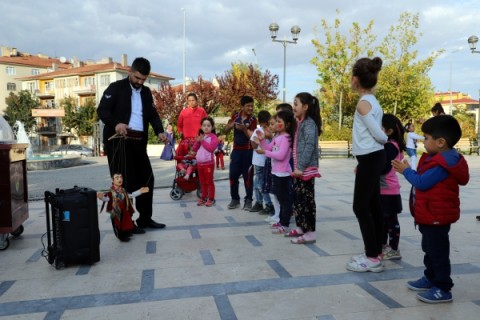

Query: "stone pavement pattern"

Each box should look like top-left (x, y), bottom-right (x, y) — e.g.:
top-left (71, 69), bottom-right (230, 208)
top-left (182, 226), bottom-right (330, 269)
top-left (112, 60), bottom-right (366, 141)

top-left (1, 157), bottom-right (480, 319)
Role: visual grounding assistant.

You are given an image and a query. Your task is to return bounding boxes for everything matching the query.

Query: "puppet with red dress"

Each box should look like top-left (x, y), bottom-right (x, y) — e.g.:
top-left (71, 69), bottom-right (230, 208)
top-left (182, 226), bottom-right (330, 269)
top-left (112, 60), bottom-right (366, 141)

top-left (97, 173), bottom-right (149, 242)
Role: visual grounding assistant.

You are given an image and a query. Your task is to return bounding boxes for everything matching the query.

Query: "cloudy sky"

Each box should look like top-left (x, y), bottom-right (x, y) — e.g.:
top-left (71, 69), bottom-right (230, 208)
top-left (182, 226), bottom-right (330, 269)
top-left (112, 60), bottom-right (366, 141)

top-left (1, 0), bottom-right (480, 102)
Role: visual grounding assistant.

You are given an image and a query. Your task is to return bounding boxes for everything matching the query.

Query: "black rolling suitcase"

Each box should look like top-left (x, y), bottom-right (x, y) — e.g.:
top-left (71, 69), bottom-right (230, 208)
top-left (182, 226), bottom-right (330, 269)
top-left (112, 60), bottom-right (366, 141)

top-left (44, 186), bottom-right (100, 269)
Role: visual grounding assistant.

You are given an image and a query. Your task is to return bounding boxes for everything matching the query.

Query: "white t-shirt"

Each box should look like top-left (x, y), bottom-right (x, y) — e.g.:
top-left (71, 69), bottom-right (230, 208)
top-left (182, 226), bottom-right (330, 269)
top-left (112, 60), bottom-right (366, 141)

top-left (352, 94), bottom-right (388, 156)
top-left (250, 125), bottom-right (267, 166)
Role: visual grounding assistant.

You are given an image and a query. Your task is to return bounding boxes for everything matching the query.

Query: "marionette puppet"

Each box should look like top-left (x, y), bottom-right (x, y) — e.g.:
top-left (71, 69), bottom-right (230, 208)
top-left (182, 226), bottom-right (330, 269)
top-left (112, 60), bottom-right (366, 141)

top-left (97, 173), bottom-right (149, 242)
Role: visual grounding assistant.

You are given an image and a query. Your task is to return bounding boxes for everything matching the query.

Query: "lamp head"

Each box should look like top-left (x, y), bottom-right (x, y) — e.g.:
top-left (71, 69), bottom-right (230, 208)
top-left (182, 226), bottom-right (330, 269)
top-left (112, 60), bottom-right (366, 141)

top-left (468, 35), bottom-right (478, 52)
top-left (291, 25), bottom-right (301, 41)
top-left (269, 23), bottom-right (279, 40)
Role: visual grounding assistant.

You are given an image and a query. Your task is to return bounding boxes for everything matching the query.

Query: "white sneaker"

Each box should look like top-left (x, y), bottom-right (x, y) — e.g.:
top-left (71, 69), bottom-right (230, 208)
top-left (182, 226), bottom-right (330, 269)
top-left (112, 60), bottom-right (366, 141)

top-left (346, 254), bottom-right (383, 273)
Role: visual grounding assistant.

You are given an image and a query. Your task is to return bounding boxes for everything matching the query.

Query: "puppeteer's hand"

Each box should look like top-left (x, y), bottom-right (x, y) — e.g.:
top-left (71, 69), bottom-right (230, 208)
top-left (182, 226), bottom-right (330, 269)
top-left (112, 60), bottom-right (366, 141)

top-left (158, 133), bottom-right (167, 143)
top-left (115, 123), bottom-right (129, 136)
top-left (139, 187), bottom-right (149, 194)
top-left (392, 159), bottom-right (410, 174)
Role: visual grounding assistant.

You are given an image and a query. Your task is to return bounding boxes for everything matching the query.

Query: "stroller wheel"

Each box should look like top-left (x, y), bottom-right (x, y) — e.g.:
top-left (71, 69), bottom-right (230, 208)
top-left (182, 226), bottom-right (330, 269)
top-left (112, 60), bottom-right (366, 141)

top-left (170, 188), bottom-right (184, 200)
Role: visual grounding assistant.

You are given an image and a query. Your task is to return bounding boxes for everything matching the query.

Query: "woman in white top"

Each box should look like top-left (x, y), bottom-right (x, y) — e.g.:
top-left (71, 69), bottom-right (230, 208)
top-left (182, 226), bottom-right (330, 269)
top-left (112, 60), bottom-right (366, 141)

top-left (404, 122), bottom-right (425, 170)
top-left (346, 57), bottom-right (388, 273)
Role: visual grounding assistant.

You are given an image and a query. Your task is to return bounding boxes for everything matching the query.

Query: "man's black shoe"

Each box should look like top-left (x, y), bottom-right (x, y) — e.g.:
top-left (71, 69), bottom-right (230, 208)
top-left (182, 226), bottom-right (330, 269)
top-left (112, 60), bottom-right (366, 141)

top-left (137, 219), bottom-right (166, 229)
top-left (130, 225), bottom-right (146, 234)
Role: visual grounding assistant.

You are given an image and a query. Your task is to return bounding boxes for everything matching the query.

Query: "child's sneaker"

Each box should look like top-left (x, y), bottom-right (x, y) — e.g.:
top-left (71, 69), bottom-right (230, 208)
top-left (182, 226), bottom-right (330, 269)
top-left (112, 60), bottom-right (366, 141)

top-left (416, 287), bottom-right (453, 304)
top-left (205, 199), bottom-right (215, 207)
top-left (407, 276), bottom-right (433, 291)
top-left (383, 249), bottom-right (401, 260)
top-left (197, 198), bottom-right (205, 206)
top-left (271, 226), bottom-right (289, 235)
top-left (345, 254), bottom-right (383, 273)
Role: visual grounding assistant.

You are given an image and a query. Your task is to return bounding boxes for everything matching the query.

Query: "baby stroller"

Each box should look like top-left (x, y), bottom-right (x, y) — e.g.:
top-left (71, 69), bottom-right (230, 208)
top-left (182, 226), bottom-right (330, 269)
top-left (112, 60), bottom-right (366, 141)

top-left (169, 139), bottom-right (201, 200)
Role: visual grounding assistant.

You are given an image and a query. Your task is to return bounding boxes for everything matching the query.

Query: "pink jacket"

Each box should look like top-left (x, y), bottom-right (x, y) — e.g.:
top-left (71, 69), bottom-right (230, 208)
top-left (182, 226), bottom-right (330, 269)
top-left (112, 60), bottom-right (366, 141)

top-left (260, 133), bottom-right (292, 175)
top-left (193, 133), bottom-right (218, 165)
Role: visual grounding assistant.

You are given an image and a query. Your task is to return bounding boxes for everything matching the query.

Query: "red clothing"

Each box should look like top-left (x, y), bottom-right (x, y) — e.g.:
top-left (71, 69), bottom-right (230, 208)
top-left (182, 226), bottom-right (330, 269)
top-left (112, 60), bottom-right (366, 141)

top-left (104, 188), bottom-right (135, 232)
top-left (197, 163), bottom-right (215, 200)
top-left (414, 152), bottom-right (469, 225)
top-left (177, 106), bottom-right (207, 139)
top-left (193, 133), bottom-right (218, 165)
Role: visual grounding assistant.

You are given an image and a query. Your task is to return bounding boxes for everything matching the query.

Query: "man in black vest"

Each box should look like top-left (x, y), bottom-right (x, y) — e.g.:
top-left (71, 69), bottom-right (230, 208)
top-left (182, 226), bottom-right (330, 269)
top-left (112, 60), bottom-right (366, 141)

top-left (98, 57), bottom-right (167, 233)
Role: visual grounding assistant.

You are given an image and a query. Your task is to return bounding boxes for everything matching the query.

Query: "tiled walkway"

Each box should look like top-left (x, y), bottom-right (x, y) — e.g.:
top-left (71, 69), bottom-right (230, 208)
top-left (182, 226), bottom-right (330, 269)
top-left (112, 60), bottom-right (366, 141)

top-left (1, 157), bottom-right (479, 319)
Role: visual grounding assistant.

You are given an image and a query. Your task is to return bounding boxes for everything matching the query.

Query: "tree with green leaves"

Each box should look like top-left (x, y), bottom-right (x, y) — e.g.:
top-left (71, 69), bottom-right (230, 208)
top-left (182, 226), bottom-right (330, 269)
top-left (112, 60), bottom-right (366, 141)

top-left (60, 97), bottom-right (97, 136)
top-left (3, 90), bottom-right (38, 133)
top-left (311, 11), bottom-right (442, 136)
top-left (376, 12), bottom-right (441, 121)
top-left (311, 10), bottom-right (376, 131)
top-left (215, 62), bottom-right (278, 114)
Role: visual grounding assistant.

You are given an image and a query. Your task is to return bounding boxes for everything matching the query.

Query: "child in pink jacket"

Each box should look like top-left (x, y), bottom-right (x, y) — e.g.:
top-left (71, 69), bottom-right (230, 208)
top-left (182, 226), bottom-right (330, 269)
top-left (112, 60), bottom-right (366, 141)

top-left (192, 117), bottom-right (219, 207)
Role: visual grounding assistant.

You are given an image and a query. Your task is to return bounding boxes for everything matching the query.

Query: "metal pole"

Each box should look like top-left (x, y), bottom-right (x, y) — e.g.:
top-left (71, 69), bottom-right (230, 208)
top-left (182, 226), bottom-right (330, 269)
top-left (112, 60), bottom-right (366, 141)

top-left (283, 41), bottom-right (287, 102)
top-left (449, 62), bottom-right (453, 115)
top-left (182, 8), bottom-right (186, 94)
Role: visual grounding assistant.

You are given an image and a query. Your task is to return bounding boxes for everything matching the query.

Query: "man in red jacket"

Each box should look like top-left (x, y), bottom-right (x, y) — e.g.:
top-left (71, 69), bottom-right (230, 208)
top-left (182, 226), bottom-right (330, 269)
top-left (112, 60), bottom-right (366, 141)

top-left (392, 115), bottom-right (469, 304)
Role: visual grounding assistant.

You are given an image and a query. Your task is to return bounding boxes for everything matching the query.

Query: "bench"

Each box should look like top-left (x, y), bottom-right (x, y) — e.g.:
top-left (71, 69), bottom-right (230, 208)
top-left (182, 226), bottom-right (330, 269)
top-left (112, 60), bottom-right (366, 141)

top-left (319, 140), bottom-right (352, 158)
top-left (456, 138), bottom-right (479, 155)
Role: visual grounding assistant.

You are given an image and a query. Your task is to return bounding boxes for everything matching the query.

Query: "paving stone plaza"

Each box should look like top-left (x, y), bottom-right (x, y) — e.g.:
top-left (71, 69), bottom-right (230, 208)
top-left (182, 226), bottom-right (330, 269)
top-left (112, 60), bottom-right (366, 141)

top-left (1, 156), bottom-right (479, 320)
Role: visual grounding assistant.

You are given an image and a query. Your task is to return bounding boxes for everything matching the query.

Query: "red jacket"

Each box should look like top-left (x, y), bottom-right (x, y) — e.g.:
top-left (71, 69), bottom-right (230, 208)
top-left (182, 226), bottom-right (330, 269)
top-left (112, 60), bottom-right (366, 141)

top-left (177, 106), bottom-right (207, 139)
top-left (414, 152), bottom-right (469, 225)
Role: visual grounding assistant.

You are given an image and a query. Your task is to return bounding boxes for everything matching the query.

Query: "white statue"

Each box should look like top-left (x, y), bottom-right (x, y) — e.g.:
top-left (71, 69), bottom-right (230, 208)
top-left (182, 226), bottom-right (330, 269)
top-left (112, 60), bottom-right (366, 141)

top-left (14, 121), bottom-right (33, 159)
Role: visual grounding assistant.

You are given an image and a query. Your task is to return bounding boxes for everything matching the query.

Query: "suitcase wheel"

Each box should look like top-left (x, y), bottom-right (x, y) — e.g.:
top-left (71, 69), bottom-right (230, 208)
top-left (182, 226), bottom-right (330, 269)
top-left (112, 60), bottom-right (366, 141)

top-left (10, 225), bottom-right (24, 237)
top-left (0, 234), bottom-right (10, 251)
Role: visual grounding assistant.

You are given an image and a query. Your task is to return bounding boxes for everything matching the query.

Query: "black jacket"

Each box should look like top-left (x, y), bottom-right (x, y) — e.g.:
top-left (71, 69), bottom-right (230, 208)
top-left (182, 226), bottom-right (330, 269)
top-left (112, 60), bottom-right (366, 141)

top-left (97, 77), bottom-right (164, 143)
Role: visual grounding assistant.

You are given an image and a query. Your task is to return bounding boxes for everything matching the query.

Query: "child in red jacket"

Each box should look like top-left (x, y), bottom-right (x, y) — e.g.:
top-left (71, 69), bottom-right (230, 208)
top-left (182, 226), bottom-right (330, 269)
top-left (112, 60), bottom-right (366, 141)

top-left (392, 115), bottom-right (469, 304)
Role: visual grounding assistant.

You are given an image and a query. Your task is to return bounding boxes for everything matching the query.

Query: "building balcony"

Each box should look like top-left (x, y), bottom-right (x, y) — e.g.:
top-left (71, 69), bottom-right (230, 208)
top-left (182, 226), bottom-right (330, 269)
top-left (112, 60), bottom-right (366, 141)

top-left (37, 126), bottom-right (57, 135)
top-left (36, 90), bottom-right (55, 99)
top-left (73, 85), bottom-right (96, 96)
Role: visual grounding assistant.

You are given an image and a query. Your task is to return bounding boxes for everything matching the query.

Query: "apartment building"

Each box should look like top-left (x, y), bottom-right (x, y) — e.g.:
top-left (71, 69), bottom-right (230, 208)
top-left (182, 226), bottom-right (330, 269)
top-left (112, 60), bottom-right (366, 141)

top-left (0, 46), bottom-right (71, 115)
top-left (18, 53), bottom-right (174, 150)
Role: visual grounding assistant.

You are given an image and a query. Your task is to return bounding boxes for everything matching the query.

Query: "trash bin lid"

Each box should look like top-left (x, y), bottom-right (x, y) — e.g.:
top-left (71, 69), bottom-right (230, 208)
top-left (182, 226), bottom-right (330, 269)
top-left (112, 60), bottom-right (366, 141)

top-left (0, 116), bottom-right (15, 143)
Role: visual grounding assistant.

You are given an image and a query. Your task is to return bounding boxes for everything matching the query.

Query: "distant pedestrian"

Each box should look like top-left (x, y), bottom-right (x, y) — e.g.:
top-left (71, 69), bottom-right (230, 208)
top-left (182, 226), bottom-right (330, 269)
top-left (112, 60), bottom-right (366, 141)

top-left (160, 124), bottom-right (175, 161)
top-left (405, 122), bottom-right (424, 170)
top-left (392, 115), bottom-right (469, 304)
top-left (346, 56), bottom-right (388, 273)
top-left (431, 103), bottom-right (446, 117)
top-left (215, 135), bottom-right (226, 170)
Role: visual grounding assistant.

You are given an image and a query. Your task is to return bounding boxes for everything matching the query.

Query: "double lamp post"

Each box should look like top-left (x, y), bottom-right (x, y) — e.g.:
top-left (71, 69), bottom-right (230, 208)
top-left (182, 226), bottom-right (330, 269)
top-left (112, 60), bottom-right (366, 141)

top-left (268, 23), bottom-right (301, 102)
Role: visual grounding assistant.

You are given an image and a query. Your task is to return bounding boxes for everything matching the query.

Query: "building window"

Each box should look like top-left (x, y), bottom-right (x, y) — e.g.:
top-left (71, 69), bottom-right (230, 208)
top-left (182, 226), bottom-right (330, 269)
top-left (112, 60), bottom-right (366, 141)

top-left (84, 77), bottom-right (95, 86)
top-left (7, 83), bottom-right (16, 91)
top-left (27, 82), bottom-right (36, 92)
top-left (6, 66), bottom-right (16, 75)
top-left (32, 69), bottom-right (40, 75)
top-left (100, 75), bottom-right (110, 86)
top-left (45, 81), bottom-right (54, 91)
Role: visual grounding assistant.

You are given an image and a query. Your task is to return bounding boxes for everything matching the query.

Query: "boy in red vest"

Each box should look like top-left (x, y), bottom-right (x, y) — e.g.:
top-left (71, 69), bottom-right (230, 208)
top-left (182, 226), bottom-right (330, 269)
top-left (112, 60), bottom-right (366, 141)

top-left (392, 115), bottom-right (469, 304)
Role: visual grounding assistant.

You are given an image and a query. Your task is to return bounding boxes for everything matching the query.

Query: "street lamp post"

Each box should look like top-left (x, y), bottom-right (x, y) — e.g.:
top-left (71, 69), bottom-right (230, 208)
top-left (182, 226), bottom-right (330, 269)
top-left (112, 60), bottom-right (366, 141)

top-left (268, 23), bottom-right (301, 102)
top-left (467, 35), bottom-right (480, 139)
top-left (182, 8), bottom-right (186, 94)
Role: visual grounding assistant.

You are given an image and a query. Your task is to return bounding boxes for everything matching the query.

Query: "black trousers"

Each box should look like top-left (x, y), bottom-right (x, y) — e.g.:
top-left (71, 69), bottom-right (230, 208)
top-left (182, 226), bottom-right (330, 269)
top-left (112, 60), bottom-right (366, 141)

top-left (419, 224), bottom-right (453, 292)
top-left (273, 175), bottom-right (293, 227)
top-left (105, 138), bottom-right (154, 224)
top-left (353, 149), bottom-right (386, 258)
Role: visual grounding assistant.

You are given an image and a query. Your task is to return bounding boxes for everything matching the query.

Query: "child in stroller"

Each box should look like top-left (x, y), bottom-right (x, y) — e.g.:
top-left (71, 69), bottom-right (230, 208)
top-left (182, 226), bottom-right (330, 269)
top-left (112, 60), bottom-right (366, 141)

top-left (170, 139), bottom-right (201, 200)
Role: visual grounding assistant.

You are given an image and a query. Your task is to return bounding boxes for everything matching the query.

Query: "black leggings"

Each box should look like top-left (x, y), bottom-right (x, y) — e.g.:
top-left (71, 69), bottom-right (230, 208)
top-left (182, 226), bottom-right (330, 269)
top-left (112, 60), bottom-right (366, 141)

top-left (353, 149), bottom-right (386, 258)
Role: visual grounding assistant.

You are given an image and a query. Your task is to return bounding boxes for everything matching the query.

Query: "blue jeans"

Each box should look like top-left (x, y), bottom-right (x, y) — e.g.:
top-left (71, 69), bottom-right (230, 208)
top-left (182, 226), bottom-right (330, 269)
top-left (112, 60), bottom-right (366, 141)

top-left (253, 165), bottom-right (272, 205)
